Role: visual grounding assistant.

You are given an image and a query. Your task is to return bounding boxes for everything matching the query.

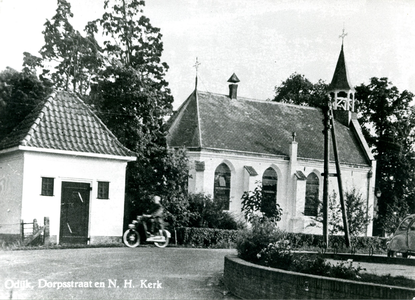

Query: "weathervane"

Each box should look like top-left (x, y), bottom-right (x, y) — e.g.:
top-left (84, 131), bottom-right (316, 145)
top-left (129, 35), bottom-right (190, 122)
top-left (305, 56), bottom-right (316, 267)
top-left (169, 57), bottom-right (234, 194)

top-left (339, 26), bottom-right (347, 45)
top-left (193, 57), bottom-right (201, 90)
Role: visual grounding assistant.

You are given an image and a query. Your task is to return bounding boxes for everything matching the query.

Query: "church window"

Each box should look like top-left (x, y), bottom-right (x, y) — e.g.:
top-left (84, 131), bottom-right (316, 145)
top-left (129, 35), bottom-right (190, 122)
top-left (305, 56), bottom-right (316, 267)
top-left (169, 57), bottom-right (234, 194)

top-left (261, 168), bottom-right (278, 217)
top-left (304, 173), bottom-right (319, 216)
top-left (214, 163), bottom-right (231, 210)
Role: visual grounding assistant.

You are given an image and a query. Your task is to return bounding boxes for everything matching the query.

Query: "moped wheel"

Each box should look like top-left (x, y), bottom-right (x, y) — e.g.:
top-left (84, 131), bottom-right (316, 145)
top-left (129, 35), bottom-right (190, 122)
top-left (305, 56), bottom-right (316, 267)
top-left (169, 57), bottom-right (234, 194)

top-left (123, 229), bottom-right (140, 248)
top-left (154, 230), bottom-right (169, 248)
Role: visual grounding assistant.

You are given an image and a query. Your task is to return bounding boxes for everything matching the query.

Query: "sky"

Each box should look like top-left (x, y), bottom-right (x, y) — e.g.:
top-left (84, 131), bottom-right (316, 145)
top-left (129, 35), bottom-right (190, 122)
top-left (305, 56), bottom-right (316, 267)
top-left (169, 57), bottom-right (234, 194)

top-left (0, 0), bottom-right (414, 109)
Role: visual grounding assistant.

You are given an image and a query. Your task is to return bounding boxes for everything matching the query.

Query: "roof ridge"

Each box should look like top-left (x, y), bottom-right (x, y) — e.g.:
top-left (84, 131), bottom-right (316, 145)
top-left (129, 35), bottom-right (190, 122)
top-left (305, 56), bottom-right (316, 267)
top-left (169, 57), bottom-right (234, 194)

top-left (197, 90), bottom-right (320, 111)
top-left (195, 90), bottom-right (203, 148)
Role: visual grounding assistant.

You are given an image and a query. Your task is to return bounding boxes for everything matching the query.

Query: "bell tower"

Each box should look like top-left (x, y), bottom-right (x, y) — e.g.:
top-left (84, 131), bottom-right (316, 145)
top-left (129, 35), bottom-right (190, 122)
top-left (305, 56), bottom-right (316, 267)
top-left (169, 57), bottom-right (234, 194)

top-left (328, 29), bottom-right (356, 126)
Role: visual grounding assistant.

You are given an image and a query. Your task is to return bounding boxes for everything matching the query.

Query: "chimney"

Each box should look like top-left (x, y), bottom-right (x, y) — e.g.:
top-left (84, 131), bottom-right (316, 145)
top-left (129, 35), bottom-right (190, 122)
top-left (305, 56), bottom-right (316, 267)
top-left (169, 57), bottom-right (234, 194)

top-left (227, 73), bottom-right (240, 99)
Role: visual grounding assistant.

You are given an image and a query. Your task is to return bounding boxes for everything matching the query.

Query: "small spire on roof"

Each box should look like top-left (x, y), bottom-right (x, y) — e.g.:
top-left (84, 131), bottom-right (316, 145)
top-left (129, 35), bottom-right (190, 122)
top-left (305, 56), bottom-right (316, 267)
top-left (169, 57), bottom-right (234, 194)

top-left (193, 57), bottom-right (201, 90)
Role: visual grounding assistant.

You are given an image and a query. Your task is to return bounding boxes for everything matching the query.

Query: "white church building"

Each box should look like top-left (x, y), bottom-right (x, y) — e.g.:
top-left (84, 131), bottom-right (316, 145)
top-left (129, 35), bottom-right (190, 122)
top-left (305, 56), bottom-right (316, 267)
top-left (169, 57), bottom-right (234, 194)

top-left (167, 44), bottom-right (376, 235)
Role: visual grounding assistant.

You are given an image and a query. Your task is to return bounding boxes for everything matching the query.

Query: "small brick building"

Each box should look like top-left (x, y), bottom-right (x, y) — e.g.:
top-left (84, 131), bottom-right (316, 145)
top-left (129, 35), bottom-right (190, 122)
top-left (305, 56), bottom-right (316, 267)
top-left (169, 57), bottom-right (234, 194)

top-left (0, 91), bottom-right (136, 244)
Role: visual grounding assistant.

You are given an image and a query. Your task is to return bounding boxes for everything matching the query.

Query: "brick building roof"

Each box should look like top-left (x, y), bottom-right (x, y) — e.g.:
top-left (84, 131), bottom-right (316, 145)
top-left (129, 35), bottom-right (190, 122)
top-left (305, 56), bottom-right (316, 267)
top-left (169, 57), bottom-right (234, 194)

top-left (0, 91), bottom-right (136, 158)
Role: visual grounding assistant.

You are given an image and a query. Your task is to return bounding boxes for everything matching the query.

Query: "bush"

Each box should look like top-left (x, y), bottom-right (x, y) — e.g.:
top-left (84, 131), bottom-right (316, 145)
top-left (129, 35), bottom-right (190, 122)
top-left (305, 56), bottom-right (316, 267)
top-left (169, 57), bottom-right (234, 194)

top-left (175, 227), bottom-right (238, 248)
top-left (236, 217), bottom-right (286, 262)
top-left (187, 193), bottom-right (242, 230)
top-left (243, 234), bottom-right (366, 281)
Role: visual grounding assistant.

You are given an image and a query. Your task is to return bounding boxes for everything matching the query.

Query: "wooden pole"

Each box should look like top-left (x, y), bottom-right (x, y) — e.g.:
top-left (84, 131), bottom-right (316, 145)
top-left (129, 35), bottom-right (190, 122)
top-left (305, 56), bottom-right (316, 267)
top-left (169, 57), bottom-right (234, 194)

top-left (44, 217), bottom-right (50, 245)
top-left (329, 107), bottom-right (351, 248)
top-left (322, 106), bottom-right (330, 249)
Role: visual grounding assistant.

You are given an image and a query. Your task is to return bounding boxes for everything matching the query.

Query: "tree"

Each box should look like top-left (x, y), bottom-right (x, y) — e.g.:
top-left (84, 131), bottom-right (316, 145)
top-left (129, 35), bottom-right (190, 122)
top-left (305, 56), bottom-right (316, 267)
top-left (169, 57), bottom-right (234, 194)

top-left (272, 73), bottom-right (329, 107)
top-left (309, 188), bottom-right (371, 237)
top-left (0, 68), bottom-right (52, 139)
top-left (329, 188), bottom-right (372, 236)
top-left (241, 183), bottom-right (283, 223)
top-left (355, 77), bottom-right (415, 235)
top-left (88, 0), bottom-right (174, 218)
top-left (39, 0), bottom-right (102, 94)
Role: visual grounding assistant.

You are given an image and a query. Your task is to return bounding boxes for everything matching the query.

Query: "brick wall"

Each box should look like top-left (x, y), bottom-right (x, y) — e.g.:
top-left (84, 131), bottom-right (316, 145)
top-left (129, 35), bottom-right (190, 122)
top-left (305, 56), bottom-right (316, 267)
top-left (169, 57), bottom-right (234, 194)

top-left (224, 255), bottom-right (415, 299)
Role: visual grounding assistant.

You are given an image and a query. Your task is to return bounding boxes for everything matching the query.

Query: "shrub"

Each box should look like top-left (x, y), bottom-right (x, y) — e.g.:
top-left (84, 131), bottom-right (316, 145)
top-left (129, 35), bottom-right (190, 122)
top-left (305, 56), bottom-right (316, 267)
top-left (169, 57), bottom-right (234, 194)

top-left (175, 227), bottom-right (238, 248)
top-left (187, 193), bottom-right (242, 230)
top-left (251, 238), bottom-right (366, 281)
top-left (241, 184), bottom-right (283, 223)
top-left (257, 240), bottom-right (294, 270)
top-left (236, 216), bottom-right (286, 262)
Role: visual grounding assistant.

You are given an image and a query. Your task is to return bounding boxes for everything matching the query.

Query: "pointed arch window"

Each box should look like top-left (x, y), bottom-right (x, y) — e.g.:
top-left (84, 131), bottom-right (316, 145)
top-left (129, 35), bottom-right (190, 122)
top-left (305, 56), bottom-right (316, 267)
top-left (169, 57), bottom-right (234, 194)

top-left (304, 173), bottom-right (320, 216)
top-left (214, 163), bottom-right (231, 210)
top-left (262, 168), bottom-right (278, 217)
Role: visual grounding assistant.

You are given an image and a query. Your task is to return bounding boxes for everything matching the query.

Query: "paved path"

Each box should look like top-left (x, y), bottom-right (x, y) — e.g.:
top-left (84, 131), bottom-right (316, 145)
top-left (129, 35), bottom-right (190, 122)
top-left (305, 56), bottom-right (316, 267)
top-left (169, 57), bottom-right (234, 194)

top-left (0, 247), bottom-right (238, 300)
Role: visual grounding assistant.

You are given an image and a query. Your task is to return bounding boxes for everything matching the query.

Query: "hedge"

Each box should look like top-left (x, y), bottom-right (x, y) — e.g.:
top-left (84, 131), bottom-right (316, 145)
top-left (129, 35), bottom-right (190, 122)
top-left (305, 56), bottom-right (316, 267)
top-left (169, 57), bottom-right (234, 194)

top-left (172, 227), bottom-right (388, 253)
top-left (173, 227), bottom-right (239, 248)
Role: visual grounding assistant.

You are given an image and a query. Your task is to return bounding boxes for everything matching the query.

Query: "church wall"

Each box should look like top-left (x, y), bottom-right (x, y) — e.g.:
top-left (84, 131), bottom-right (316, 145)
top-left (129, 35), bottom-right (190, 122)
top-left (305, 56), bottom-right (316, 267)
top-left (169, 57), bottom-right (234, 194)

top-left (186, 150), bottom-right (375, 235)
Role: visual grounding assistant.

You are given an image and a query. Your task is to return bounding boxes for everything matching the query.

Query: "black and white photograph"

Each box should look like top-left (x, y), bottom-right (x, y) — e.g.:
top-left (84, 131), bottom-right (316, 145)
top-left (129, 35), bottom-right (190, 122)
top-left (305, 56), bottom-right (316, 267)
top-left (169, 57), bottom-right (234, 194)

top-left (0, 0), bottom-right (414, 299)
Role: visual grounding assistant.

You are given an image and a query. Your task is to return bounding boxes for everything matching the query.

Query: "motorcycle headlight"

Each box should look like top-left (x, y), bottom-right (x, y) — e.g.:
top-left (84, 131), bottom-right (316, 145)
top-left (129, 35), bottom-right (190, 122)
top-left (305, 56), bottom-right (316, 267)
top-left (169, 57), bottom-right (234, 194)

top-left (133, 220), bottom-right (138, 224)
top-left (128, 224), bottom-right (135, 229)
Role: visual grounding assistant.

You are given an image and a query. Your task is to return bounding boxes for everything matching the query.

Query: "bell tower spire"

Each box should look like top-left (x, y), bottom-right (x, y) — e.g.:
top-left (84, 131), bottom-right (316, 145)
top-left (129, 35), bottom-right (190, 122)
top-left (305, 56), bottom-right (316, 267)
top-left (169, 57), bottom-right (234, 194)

top-left (328, 28), bottom-right (355, 126)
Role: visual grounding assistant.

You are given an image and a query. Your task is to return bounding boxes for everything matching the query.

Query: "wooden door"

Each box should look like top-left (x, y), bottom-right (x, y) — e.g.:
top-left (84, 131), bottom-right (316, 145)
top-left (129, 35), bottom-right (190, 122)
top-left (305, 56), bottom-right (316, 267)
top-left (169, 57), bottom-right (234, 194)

top-left (60, 182), bottom-right (90, 244)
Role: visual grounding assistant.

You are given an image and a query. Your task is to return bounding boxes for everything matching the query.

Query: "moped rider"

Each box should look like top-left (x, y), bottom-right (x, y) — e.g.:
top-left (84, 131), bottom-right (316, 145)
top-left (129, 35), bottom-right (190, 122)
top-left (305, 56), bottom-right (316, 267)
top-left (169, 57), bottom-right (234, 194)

top-left (143, 195), bottom-right (164, 236)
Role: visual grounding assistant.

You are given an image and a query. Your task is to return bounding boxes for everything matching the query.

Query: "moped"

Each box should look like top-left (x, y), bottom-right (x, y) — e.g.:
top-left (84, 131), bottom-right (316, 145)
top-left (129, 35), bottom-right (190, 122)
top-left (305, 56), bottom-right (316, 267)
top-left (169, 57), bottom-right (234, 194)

top-left (123, 215), bottom-right (171, 248)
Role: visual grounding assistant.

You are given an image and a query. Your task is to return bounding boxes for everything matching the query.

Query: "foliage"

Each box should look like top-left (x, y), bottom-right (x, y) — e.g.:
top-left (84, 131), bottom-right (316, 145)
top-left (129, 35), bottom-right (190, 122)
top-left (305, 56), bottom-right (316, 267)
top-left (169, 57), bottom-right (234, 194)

top-left (251, 239), bottom-right (366, 281)
top-left (308, 188), bottom-right (372, 237)
top-left (39, 0), bottom-right (102, 94)
top-left (355, 77), bottom-right (415, 234)
top-left (329, 188), bottom-right (372, 236)
top-left (272, 72), bottom-right (329, 107)
top-left (86, 0), bottom-right (175, 215)
top-left (0, 68), bottom-right (52, 139)
top-left (256, 240), bottom-right (294, 270)
top-left (175, 227), bottom-right (239, 248)
top-left (241, 184), bottom-right (283, 223)
top-left (124, 148), bottom-right (190, 229)
top-left (187, 193), bottom-right (243, 230)
top-left (90, 0), bottom-right (170, 88)
top-left (236, 217), bottom-right (286, 262)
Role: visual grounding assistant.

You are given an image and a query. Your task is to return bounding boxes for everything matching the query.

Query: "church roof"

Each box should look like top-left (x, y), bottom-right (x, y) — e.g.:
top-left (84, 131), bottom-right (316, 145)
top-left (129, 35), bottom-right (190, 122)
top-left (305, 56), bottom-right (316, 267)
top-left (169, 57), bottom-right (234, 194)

top-left (329, 45), bottom-right (354, 91)
top-left (167, 90), bottom-right (370, 166)
top-left (0, 91), bottom-right (136, 159)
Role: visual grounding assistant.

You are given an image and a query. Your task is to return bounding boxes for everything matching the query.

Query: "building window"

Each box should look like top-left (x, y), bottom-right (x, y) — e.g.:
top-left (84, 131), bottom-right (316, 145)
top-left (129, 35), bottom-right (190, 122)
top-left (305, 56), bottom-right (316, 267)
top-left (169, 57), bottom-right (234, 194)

top-left (214, 163), bottom-right (231, 210)
top-left (41, 177), bottom-right (54, 196)
top-left (304, 173), bottom-right (320, 216)
top-left (97, 181), bottom-right (109, 199)
top-left (262, 168), bottom-right (278, 217)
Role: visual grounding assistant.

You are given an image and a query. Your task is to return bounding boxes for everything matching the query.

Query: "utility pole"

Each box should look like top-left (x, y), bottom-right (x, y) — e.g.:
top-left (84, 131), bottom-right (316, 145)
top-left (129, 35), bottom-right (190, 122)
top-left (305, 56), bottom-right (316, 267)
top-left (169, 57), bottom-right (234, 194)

top-left (322, 104), bottom-right (330, 248)
top-left (329, 106), bottom-right (351, 247)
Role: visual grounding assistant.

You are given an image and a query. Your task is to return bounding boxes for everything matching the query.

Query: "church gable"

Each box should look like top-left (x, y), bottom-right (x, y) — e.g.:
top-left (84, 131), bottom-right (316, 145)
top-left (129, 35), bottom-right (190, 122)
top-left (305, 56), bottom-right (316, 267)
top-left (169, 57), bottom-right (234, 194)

top-left (167, 91), bottom-right (201, 148)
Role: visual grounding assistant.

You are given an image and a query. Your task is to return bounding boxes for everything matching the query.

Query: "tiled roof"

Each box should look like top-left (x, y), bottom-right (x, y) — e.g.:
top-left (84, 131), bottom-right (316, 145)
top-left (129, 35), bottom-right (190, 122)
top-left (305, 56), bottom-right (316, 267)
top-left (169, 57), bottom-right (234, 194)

top-left (0, 91), bottom-right (136, 158)
top-left (329, 45), bottom-right (354, 91)
top-left (167, 90), bottom-right (370, 166)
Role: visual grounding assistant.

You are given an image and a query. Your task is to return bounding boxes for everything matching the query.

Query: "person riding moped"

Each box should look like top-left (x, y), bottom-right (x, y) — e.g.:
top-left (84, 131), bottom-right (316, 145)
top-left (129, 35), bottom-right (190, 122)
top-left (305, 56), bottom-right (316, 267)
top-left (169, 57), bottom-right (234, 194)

top-left (142, 195), bottom-right (164, 237)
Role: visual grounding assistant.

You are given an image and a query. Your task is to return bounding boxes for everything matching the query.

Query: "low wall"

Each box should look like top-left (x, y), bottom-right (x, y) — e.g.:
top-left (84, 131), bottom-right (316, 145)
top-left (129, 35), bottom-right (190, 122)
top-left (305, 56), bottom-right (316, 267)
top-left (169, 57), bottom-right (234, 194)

top-left (224, 255), bottom-right (415, 299)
